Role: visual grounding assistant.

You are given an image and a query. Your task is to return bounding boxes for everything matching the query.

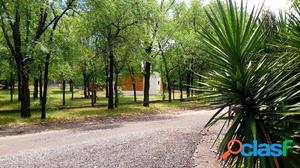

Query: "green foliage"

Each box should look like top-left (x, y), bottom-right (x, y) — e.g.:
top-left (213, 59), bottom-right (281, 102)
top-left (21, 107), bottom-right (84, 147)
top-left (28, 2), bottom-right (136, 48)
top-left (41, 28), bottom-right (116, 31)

top-left (200, 0), bottom-right (300, 167)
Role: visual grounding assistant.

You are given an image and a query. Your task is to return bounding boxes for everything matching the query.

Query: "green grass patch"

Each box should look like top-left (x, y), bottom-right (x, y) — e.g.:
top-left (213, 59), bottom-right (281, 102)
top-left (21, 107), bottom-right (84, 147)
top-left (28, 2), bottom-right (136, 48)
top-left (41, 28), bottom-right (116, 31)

top-left (0, 86), bottom-right (200, 126)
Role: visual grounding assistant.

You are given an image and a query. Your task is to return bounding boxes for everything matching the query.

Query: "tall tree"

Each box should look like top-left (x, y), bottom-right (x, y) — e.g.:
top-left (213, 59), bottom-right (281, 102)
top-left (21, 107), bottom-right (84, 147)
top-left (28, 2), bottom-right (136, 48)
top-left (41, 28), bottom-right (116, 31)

top-left (139, 0), bottom-right (177, 106)
top-left (85, 0), bottom-right (139, 109)
top-left (0, 0), bottom-right (75, 118)
top-left (40, 1), bottom-right (76, 119)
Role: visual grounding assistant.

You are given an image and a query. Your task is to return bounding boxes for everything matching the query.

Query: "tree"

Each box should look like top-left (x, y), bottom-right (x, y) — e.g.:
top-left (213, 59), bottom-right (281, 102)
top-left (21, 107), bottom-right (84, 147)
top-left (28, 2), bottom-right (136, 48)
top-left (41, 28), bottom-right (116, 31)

top-left (127, 56), bottom-right (142, 103)
top-left (0, 0), bottom-right (75, 118)
top-left (139, 0), bottom-right (177, 107)
top-left (52, 62), bottom-right (74, 106)
top-left (85, 0), bottom-right (140, 109)
top-left (174, 0), bottom-right (207, 98)
top-left (158, 40), bottom-right (175, 102)
top-left (40, 1), bottom-right (76, 119)
top-left (113, 41), bottom-right (138, 107)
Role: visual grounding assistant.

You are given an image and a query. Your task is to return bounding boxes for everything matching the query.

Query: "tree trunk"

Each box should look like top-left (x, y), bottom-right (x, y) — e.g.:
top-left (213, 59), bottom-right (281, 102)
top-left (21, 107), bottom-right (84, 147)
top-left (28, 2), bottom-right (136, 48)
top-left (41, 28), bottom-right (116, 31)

top-left (167, 77), bottom-right (171, 102)
top-left (105, 69), bottom-right (109, 98)
top-left (20, 72), bottom-right (31, 118)
top-left (172, 82), bottom-right (175, 100)
top-left (91, 68), bottom-right (95, 107)
top-left (33, 78), bottom-right (38, 99)
top-left (39, 71), bottom-right (43, 103)
top-left (18, 73), bottom-right (21, 101)
top-left (191, 71), bottom-right (194, 97)
top-left (83, 64), bottom-right (88, 99)
top-left (191, 58), bottom-right (194, 97)
top-left (162, 82), bottom-right (165, 101)
top-left (114, 73), bottom-right (119, 108)
top-left (143, 62), bottom-right (151, 107)
top-left (10, 72), bottom-right (14, 102)
top-left (94, 90), bottom-right (97, 104)
top-left (186, 70), bottom-right (191, 98)
top-left (62, 80), bottom-right (66, 106)
top-left (41, 53), bottom-right (50, 119)
top-left (92, 88), bottom-right (97, 105)
top-left (105, 79), bottom-right (109, 98)
top-left (128, 66), bottom-right (137, 103)
top-left (70, 79), bottom-right (74, 100)
top-left (132, 82), bottom-right (137, 102)
top-left (92, 67), bottom-right (97, 104)
top-left (91, 88), bottom-right (95, 107)
top-left (69, 79), bottom-right (72, 92)
top-left (179, 69), bottom-right (183, 102)
top-left (108, 40), bottom-right (114, 109)
top-left (14, 9), bottom-right (30, 117)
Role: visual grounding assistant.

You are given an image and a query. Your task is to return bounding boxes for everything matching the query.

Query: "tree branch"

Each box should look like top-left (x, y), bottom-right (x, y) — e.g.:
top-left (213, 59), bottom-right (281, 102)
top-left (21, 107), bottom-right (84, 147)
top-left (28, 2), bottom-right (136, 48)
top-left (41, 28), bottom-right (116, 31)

top-left (35, 0), bottom-right (75, 41)
top-left (0, 18), bottom-right (15, 57)
top-left (34, 7), bottom-right (48, 41)
top-left (166, 0), bottom-right (176, 12)
top-left (0, 0), bottom-right (14, 30)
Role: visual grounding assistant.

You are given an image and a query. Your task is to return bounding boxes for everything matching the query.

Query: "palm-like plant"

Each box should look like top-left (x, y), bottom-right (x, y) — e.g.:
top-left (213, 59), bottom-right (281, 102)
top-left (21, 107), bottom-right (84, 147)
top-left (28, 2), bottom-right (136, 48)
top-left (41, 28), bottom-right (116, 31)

top-left (200, 0), bottom-right (300, 167)
top-left (275, 3), bottom-right (300, 53)
top-left (287, 3), bottom-right (300, 51)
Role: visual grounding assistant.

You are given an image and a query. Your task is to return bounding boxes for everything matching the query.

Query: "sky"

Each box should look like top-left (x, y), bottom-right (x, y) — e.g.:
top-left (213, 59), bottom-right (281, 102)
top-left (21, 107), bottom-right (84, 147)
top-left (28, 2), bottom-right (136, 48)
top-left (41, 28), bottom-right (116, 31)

top-left (244, 0), bottom-right (291, 13)
top-left (182, 0), bottom-right (291, 14)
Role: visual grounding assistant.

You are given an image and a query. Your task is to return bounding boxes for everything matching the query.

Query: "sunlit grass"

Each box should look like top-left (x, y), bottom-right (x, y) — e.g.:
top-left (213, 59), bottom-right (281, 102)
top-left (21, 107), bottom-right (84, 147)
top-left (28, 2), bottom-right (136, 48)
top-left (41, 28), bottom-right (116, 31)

top-left (0, 86), bottom-right (200, 126)
top-left (0, 86), bottom-right (163, 111)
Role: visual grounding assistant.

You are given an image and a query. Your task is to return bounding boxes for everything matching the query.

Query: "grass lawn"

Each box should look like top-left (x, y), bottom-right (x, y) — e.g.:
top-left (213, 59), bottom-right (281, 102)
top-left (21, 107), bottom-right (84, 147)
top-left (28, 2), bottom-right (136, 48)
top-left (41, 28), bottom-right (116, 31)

top-left (0, 86), bottom-right (200, 126)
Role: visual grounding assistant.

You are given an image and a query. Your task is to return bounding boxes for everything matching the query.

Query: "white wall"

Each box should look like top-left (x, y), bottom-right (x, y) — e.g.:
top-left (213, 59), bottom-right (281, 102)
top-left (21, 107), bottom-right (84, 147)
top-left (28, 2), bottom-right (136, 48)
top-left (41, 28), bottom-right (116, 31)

top-left (149, 72), bottom-right (161, 95)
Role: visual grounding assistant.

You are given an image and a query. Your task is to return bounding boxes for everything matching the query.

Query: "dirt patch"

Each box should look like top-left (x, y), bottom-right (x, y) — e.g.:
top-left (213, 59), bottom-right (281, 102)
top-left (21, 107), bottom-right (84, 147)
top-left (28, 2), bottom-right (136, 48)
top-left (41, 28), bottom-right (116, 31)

top-left (192, 122), bottom-right (228, 168)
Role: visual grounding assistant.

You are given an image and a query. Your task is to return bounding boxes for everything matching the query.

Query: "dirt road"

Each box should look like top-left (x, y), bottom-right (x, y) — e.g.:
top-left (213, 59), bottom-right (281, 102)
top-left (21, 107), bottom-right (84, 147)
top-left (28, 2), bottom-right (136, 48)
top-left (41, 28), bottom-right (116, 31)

top-left (0, 109), bottom-right (221, 168)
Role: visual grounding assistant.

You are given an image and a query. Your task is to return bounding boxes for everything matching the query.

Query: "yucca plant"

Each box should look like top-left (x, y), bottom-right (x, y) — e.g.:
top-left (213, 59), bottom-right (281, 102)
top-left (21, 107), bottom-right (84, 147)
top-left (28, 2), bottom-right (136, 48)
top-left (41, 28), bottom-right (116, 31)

top-left (286, 3), bottom-right (300, 52)
top-left (199, 0), bottom-right (300, 167)
top-left (272, 2), bottom-right (300, 102)
top-left (275, 3), bottom-right (300, 53)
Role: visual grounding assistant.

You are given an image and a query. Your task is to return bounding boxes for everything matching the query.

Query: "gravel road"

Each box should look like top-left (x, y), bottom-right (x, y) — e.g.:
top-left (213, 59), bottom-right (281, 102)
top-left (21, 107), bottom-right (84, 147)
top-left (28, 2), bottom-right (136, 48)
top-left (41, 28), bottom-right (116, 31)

top-left (0, 109), bottom-right (219, 168)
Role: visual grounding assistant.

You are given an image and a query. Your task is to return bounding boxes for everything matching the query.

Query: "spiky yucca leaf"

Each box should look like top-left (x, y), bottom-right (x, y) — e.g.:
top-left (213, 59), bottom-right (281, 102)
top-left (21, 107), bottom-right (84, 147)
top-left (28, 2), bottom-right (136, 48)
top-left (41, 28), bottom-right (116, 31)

top-left (200, 0), bottom-right (300, 167)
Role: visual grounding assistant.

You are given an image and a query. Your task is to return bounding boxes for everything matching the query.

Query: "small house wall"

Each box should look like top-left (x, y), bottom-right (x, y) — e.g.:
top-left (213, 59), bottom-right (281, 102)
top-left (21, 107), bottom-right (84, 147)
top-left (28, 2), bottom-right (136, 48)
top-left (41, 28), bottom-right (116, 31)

top-left (120, 72), bottom-right (162, 95)
top-left (149, 72), bottom-right (162, 95)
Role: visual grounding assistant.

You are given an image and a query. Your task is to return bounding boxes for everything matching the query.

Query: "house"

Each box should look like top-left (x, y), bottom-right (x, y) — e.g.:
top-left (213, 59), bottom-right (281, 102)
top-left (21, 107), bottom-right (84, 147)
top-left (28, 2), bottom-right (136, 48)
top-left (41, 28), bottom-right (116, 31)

top-left (120, 72), bottom-right (163, 95)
